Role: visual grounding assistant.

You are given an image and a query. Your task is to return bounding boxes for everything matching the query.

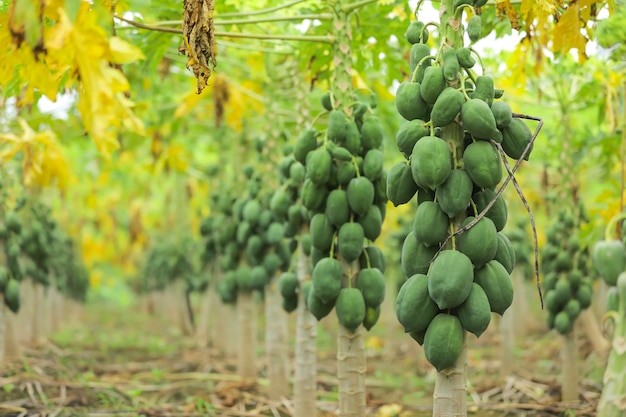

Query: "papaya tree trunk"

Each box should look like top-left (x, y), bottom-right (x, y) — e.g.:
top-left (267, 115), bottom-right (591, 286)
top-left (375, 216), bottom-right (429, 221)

top-left (597, 272), bottom-right (626, 417)
top-left (433, 342), bottom-right (468, 416)
top-left (561, 327), bottom-right (579, 402)
top-left (294, 245), bottom-right (317, 417)
top-left (0, 299), bottom-right (5, 363)
top-left (337, 325), bottom-right (366, 417)
top-left (580, 308), bottom-right (609, 352)
top-left (499, 308), bottom-right (516, 378)
top-left (237, 291), bottom-right (257, 380)
top-left (265, 273), bottom-right (290, 400)
top-left (31, 283), bottom-right (43, 344)
top-left (195, 265), bottom-right (215, 347)
top-left (4, 308), bottom-right (20, 359)
top-left (512, 267), bottom-right (528, 337)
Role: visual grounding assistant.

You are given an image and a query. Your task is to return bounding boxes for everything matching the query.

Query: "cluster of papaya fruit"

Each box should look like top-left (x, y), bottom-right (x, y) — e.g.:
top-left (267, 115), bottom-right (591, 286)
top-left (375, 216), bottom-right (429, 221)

top-left (592, 219), bottom-right (626, 312)
top-left (506, 219), bottom-right (534, 279)
top-left (391, 11), bottom-right (531, 371)
top-left (0, 209), bottom-right (23, 313)
top-left (540, 209), bottom-right (593, 335)
top-left (209, 169), bottom-right (295, 304)
top-left (283, 93), bottom-right (387, 332)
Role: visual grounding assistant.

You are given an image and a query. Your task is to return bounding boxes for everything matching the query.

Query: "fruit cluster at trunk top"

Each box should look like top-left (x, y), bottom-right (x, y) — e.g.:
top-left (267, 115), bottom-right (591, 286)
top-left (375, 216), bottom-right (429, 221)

top-left (540, 209), bottom-right (594, 335)
top-left (391, 8), bottom-right (534, 372)
top-left (282, 92), bottom-right (388, 333)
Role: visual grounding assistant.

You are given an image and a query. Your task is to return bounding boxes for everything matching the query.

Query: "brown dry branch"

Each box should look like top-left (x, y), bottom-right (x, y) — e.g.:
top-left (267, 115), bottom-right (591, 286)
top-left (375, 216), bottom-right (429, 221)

top-left (179, 0), bottom-right (217, 94)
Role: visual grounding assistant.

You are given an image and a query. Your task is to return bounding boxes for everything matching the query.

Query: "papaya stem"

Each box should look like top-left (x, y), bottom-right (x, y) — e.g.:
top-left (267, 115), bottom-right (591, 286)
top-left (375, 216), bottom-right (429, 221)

top-left (606, 212), bottom-right (626, 241)
top-left (214, 14), bottom-right (333, 25)
top-left (218, 0), bottom-right (312, 17)
top-left (410, 55), bottom-right (437, 83)
top-left (330, 232), bottom-right (337, 259)
top-left (362, 247), bottom-right (372, 269)
top-left (309, 111), bottom-right (329, 130)
top-left (351, 156), bottom-right (361, 177)
top-left (468, 47), bottom-right (486, 74)
top-left (470, 199), bottom-right (478, 217)
top-left (342, 0), bottom-right (378, 14)
top-left (414, 0), bottom-right (427, 17)
top-left (458, 75), bottom-right (472, 102)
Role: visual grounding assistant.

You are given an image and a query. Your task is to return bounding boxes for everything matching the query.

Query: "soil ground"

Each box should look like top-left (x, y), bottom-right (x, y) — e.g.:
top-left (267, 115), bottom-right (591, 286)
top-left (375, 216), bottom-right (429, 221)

top-left (0, 285), bottom-right (610, 417)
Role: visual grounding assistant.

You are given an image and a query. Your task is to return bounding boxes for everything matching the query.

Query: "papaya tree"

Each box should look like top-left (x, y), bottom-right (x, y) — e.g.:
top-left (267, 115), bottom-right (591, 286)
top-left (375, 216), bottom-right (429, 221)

top-left (389, 0), bottom-right (541, 414)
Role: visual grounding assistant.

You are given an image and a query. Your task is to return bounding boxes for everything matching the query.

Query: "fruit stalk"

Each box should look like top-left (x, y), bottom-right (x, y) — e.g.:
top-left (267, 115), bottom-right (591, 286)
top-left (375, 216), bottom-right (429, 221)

top-left (294, 240), bottom-right (318, 417)
top-left (265, 272), bottom-right (290, 400)
top-left (597, 272), bottom-right (626, 417)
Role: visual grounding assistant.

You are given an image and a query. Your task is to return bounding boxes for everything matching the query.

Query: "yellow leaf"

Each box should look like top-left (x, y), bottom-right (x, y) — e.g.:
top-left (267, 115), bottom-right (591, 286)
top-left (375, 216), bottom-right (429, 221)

top-left (108, 36), bottom-right (144, 63)
top-left (552, 5), bottom-right (587, 60)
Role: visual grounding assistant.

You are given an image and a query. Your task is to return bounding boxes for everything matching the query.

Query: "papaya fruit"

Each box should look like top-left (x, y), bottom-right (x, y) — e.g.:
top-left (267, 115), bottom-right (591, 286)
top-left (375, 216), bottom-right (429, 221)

top-left (472, 189), bottom-right (508, 231)
top-left (326, 190), bottom-right (350, 228)
top-left (395, 82), bottom-right (429, 121)
top-left (360, 115), bottom-right (384, 150)
top-left (491, 101), bottom-right (513, 129)
top-left (553, 278), bottom-right (572, 307)
top-left (494, 232), bottom-right (516, 274)
top-left (337, 161), bottom-right (357, 186)
top-left (3, 279), bottom-right (20, 313)
top-left (456, 47), bottom-right (475, 69)
top-left (592, 240), bottom-right (625, 286)
top-left (405, 21), bottom-right (429, 44)
top-left (501, 118), bottom-right (533, 160)
top-left (326, 141), bottom-right (353, 162)
top-left (266, 222), bottom-right (285, 244)
top-left (411, 136), bottom-right (452, 191)
top-left (337, 222), bottom-right (365, 262)
top-left (575, 284), bottom-right (593, 309)
top-left (246, 235), bottom-right (264, 260)
top-left (457, 216), bottom-right (498, 268)
top-left (294, 129), bottom-right (318, 164)
top-left (0, 267), bottom-right (7, 293)
top-left (307, 285), bottom-right (335, 320)
top-left (413, 201), bottom-right (449, 247)
top-left (424, 313), bottom-right (464, 371)
top-left (565, 298), bottom-right (581, 321)
top-left (282, 295), bottom-right (298, 313)
top-left (427, 250), bottom-right (474, 309)
top-left (471, 75), bottom-right (494, 106)
top-left (554, 311), bottom-right (572, 334)
top-left (373, 172), bottom-right (388, 205)
top-left (344, 120), bottom-right (362, 154)
top-left (301, 179), bottom-right (328, 211)
top-left (396, 119), bottom-right (429, 159)
top-left (420, 66), bottom-right (446, 105)
top-left (289, 161), bottom-right (306, 184)
top-left (237, 221), bottom-right (253, 245)
top-left (387, 162), bottom-right (419, 207)
top-left (442, 48), bottom-right (459, 82)
top-left (356, 268), bottom-right (386, 308)
top-left (218, 273), bottom-right (238, 304)
top-left (310, 213), bottom-right (334, 252)
top-left (463, 141), bottom-right (502, 188)
top-left (435, 169), bottom-right (473, 218)
top-left (467, 15), bottom-right (482, 42)
top-left (347, 176), bottom-right (375, 216)
top-left (363, 306), bottom-right (381, 331)
top-left (606, 286), bottom-right (619, 312)
top-left (457, 283), bottom-right (492, 337)
top-left (321, 92), bottom-right (332, 111)
top-left (242, 199), bottom-right (262, 225)
top-left (409, 43), bottom-right (432, 83)
top-left (311, 257), bottom-right (343, 304)
top-left (430, 87), bottom-right (465, 127)
top-left (335, 288), bottom-right (366, 332)
top-left (249, 266), bottom-right (269, 290)
top-left (327, 110), bottom-right (347, 142)
top-left (359, 205), bottom-right (383, 241)
top-left (363, 149), bottom-right (384, 181)
top-left (461, 99), bottom-right (498, 140)
top-left (395, 273), bottom-right (439, 333)
top-left (306, 148), bottom-right (333, 185)
top-left (270, 189), bottom-right (291, 221)
top-left (474, 260), bottom-right (514, 315)
top-left (401, 232), bottom-right (438, 277)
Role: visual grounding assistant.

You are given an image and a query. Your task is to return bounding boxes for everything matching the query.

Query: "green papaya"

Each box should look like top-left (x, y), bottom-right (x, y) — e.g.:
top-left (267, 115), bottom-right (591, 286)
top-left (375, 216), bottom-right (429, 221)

top-left (335, 288), bottom-right (366, 332)
top-left (359, 245), bottom-right (386, 272)
top-left (278, 272), bottom-right (298, 299)
top-left (461, 99), bottom-right (498, 140)
top-left (457, 283), bottom-right (492, 337)
top-left (442, 48), bottom-right (459, 82)
top-left (554, 311), bottom-right (572, 334)
top-left (467, 15), bottom-right (482, 43)
top-left (457, 216), bottom-right (498, 268)
top-left (360, 115), bottom-right (384, 150)
top-left (471, 75), bottom-right (494, 106)
top-left (430, 87), bottom-right (465, 127)
top-left (295, 130), bottom-right (319, 165)
top-left (395, 82), bottom-right (429, 121)
top-left (456, 47), bottom-right (475, 69)
top-left (3, 278), bottom-right (20, 313)
top-left (474, 260), bottom-right (514, 315)
top-left (306, 148), bottom-right (333, 185)
top-left (326, 189), bottom-right (350, 228)
top-left (463, 141), bottom-right (502, 188)
top-left (347, 177), bottom-right (375, 216)
top-left (401, 232), bottom-right (438, 277)
top-left (396, 273), bottom-right (439, 333)
top-left (327, 110), bottom-right (347, 142)
top-left (501, 118), bottom-right (533, 160)
top-left (337, 222), bottom-right (365, 262)
top-left (307, 285), bottom-right (335, 320)
top-left (592, 240), bottom-right (625, 286)
top-left (427, 250), bottom-right (474, 309)
top-left (405, 21), bottom-right (429, 44)
top-left (301, 179), bottom-right (327, 211)
top-left (311, 257), bottom-right (343, 304)
top-left (409, 43), bottom-right (432, 83)
top-left (396, 119), bottom-right (429, 159)
top-left (363, 149), bottom-right (384, 181)
top-left (435, 169), bottom-right (473, 218)
top-left (359, 205), bottom-right (383, 241)
top-left (363, 306), bottom-right (381, 331)
top-left (344, 120), bottom-right (362, 154)
top-left (355, 268), bottom-right (386, 308)
top-left (413, 201), bottom-right (449, 247)
top-left (411, 136), bottom-right (452, 191)
top-left (387, 162), bottom-right (419, 207)
top-left (420, 66), bottom-right (446, 105)
top-left (472, 189), bottom-right (508, 231)
top-left (494, 232), bottom-right (516, 274)
top-left (424, 313), bottom-right (464, 371)
top-left (491, 101), bottom-right (513, 129)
